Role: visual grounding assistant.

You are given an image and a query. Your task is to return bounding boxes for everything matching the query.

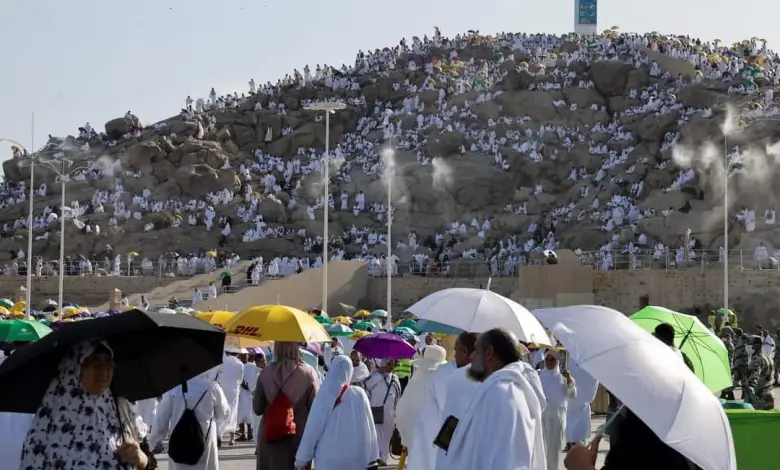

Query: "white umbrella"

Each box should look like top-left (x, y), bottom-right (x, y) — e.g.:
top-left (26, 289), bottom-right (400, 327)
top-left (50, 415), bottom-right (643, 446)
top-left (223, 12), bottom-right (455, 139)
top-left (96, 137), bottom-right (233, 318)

top-left (157, 307), bottom-right (176, 315)
top-left (407, 288), bottom-right (552, 346)
top-left (534, 305), bottom-right (735, 470)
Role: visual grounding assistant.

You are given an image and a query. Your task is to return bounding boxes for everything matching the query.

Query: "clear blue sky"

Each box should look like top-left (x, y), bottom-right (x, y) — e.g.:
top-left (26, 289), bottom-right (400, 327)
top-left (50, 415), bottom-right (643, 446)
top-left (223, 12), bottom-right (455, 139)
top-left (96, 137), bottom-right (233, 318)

top-left (0, 0), bottom-right (772, 162)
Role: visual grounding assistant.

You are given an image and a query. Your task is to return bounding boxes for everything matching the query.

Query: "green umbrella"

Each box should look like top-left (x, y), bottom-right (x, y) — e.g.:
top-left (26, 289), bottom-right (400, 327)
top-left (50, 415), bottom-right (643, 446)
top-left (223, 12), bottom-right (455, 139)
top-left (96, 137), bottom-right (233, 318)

top-left (630, 306), bottom-right (731, 392)
top-left (314, 315), bottom-right (333, 325)
top-left (353, 321), bottom-right (374, 331)
top-left (396, 319), bottom-right (419, 331)
top-left (0, 298), bottom-right (13, 309)
top-left (220, 271), bottom-right (233, 279)
top-left (326, 323), bottom-right (354, 337)
top-left (0, 319), bottom-right (53, 342)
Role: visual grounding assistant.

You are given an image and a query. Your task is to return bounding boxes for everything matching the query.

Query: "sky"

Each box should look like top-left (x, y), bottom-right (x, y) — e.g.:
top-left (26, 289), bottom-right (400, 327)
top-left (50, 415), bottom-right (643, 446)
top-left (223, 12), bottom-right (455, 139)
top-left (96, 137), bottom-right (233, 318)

top-left (0, 0), bottom-right (773, 163)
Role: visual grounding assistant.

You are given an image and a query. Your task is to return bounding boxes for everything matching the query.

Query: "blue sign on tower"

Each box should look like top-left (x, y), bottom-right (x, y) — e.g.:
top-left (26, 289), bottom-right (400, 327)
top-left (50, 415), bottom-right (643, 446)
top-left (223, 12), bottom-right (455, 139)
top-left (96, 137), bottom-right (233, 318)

top-left (578, 0), bottom-right (597, 25)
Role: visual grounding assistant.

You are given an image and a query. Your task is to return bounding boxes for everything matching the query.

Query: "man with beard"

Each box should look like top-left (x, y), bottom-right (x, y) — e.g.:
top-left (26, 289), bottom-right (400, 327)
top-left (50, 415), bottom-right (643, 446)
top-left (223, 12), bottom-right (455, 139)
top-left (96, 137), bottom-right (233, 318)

top-left (440, 328), bottom-right (545, 470)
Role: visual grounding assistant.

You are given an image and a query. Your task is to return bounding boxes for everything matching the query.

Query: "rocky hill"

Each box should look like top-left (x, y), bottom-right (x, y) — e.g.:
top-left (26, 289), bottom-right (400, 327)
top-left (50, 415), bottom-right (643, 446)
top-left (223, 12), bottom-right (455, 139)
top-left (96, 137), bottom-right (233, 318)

top-left (2, 31), bottom-right (779, 270)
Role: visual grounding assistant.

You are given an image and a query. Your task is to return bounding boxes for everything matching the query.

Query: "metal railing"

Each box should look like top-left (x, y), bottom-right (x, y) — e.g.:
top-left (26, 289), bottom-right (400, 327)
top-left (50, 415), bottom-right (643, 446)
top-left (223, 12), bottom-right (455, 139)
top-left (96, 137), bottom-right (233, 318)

top-left (388, 248), bottom-right (780, 278)
top-left (573, 248), bottom-right (780, 273)
top-left (3, 249), bottom-right (776, 283)
top-left (0, 259), bottom-right (240, 279)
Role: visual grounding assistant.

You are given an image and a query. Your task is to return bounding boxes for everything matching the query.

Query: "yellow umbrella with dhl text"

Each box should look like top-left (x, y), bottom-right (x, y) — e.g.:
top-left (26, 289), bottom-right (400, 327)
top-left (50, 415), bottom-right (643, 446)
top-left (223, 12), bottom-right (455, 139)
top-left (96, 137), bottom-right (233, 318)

top-left (224, 305), bottom-right (331, 343)
top-left (225, 335), bottom-right (272, 350)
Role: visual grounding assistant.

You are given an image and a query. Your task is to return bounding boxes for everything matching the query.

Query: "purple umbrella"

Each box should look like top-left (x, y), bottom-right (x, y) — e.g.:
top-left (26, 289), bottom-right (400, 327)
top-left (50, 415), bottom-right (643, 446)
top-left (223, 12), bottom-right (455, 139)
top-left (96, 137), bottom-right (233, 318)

top-left (353, 332), bottom-right (416, 359)
top-left (305, 343), bottom-right (323, 356)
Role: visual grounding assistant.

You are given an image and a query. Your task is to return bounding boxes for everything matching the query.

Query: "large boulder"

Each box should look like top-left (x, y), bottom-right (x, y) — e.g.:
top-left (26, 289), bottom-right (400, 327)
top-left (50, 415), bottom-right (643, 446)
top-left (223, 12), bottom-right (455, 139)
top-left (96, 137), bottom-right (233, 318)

top-left (590, 61), bottom-right (635, 97)
top-left (104, 115), bottom-right (141, 140)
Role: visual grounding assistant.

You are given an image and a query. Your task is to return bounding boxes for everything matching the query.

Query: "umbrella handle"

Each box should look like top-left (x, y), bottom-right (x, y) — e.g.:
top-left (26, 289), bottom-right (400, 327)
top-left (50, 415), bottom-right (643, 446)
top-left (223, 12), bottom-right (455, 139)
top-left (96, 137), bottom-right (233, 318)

top-left (678, 324), bottom-right (694, 350)
top-left (116, 397), bottom-right (141, 443)
top-left (587, 404), bottom-right (625, 445)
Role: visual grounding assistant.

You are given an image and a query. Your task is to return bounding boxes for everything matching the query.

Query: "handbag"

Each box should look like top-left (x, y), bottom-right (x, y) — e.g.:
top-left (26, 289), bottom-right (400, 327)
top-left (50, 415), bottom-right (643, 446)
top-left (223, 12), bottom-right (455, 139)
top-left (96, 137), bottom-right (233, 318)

top-left (389, 427), bottom-right (403, 456)
top-left (369, 375), bottom-right (394, 425)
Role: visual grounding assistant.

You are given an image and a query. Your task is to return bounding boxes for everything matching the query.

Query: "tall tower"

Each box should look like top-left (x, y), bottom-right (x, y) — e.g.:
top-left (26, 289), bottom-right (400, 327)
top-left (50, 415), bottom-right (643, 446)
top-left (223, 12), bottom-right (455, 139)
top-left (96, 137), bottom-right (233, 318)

top-left (574, 0), bottom-right (598, 35)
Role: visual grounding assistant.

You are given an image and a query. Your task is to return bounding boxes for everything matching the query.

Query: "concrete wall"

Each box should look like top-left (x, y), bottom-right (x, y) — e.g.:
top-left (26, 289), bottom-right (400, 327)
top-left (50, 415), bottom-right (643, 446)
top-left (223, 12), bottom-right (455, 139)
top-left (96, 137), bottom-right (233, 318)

top-left (366, 267), bottom-right (780, 324)
top-left (196, 260), bottom-right (369, 313)
top-left (591, 268), bottom-right (780, 314)
top-left (0, 275), bottom-right (171, 306)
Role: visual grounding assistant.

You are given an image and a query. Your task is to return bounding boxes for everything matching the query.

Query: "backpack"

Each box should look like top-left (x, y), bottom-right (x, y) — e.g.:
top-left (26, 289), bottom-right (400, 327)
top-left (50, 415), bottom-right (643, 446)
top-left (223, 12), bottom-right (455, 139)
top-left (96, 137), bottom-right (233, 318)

top-left (262, 375), bottom-right (297, 442)
top-left (168, 387), bottom-right (212, 465)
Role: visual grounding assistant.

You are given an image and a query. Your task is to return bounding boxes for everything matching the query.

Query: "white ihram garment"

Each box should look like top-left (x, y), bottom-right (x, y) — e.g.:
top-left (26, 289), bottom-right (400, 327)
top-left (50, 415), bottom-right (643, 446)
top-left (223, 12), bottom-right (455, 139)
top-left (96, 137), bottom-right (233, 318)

top-left (395, 365), bottom-right (439, 448)
top-left (150, 371), bottom-right (229, 470)
top-left (406, 361), bottom-right (456, 470)
top-left (135, 398), bottom-right (158, 432)
top-left (566, 361), bottom-right (599, 443)
top-left (295, 356), bottom-right (379, 470)
top-left (364, 371), bottom-right (401, 462)
top-left (433, 365), bottom-right (479, 470)
top-left (442, 361), bottom-right (546, 470)
top-left (217, 354), bottom-right (244, 436)
top-left (539, 366), bottom-right (577, 470)
top-left (238, 363), bottom-right (259, 425)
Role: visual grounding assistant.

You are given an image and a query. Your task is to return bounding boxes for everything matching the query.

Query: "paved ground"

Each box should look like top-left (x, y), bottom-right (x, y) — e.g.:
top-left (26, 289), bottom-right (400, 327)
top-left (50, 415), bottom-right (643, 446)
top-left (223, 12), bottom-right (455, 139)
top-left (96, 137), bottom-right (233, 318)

top-left (157, 416), bottom-right (609, 470)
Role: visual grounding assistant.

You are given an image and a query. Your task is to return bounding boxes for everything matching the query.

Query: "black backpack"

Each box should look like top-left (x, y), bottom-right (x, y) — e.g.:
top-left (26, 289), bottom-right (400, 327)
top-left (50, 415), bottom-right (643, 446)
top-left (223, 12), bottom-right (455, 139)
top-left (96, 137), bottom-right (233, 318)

top-left (167, 387), bottom-right (212, 465)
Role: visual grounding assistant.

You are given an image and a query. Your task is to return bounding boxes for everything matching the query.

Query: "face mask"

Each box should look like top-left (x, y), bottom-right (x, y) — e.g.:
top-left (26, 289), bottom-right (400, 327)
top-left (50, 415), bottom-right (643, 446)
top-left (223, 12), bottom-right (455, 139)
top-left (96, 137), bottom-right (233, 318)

top-left (745, 345), bottom-right (753, 354)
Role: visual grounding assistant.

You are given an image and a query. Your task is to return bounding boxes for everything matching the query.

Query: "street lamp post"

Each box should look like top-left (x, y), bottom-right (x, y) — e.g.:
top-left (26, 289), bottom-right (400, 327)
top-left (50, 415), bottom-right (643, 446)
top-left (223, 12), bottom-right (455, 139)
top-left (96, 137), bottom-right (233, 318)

top-left (33, 157), bottom-right (89, 320)
top-left (3, 137), bottom-right (34, 320)
top-left (381, 141), bottom-right (418, 324)
top-left (723, 136), bottom-right (729, 313)
top-left (304, 102), bottom-right (346, 313)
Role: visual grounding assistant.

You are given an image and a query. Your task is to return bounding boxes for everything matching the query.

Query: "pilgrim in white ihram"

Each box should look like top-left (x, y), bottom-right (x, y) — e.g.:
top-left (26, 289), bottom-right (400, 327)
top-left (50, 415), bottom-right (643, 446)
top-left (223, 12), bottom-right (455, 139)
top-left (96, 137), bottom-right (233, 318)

top-left (539, 351), bottom-right (577, 470)
top-left (442, 361), bottom-right (545, 470)
top-left (395, 345), bottom-right (448, 457)
top-left (565, 360), bottom-right (599, 444)
top-left (150, 367), bottom-right (229, 470)
top-left (295, 356), bottom-right (379, 470)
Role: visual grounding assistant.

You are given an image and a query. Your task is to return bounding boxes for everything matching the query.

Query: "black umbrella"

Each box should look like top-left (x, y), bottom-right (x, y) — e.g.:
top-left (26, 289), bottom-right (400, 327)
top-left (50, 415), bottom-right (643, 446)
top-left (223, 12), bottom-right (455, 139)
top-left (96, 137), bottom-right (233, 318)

top-left (0, 309), bottom-right (225, 413)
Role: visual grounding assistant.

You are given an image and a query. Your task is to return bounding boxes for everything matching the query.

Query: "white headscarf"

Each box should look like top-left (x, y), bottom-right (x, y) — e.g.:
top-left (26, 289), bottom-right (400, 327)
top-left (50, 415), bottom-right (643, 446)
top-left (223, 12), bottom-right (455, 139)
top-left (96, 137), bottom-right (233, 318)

top-left (303, 355), bottom-right (352, 439)
top-left (20, 341), bottom-right (140, 470)
top-left (296, 355), bottom-right (379, 466)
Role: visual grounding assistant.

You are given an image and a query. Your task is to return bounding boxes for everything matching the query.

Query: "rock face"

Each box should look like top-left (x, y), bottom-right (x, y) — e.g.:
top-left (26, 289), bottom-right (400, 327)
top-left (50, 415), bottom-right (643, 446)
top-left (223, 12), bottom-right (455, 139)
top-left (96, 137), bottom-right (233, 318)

top-left (105, 115), bottom-right (142, 140)
top-left (1, 32), bottom-right (778, 275)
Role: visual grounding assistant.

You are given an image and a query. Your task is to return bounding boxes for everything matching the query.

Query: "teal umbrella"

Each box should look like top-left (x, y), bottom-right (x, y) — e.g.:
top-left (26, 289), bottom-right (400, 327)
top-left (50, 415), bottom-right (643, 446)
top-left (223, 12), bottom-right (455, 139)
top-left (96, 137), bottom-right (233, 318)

top-left (353, 321), bottom-right (374, 331)
top-left (0, 298), bottom-right (13, 309)
top-left (326, 324), bottom-right (354, 337)
top-left (220, 271), bottom-right (233, 279)
top-left (395, 319), bottom-right (418, 331)
top-left (314, 315), bottom-right (333, 325)
top-left (298, 348), bottom-right (318, 369)
top-left (394, 327), bottom-right (417, 336)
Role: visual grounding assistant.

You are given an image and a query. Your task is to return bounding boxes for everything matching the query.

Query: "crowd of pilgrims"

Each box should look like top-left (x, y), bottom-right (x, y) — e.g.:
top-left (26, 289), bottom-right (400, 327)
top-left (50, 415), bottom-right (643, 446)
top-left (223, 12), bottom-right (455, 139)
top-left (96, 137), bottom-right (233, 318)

top-left (0, 321), bottom-right (722, 470)
top-left (3, 30), bottom-right (780, 276)
top-left (710, 314), bottom-right (779, 410)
